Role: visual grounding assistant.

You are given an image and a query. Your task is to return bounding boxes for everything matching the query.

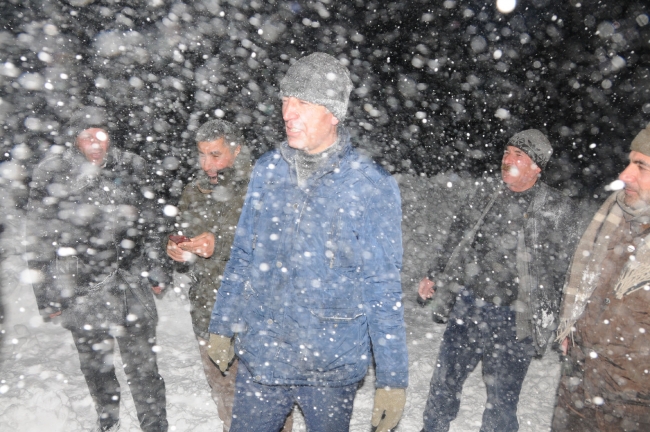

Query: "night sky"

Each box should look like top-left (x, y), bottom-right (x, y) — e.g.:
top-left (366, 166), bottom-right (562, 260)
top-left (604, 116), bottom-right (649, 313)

top-left (1, 0), bottom-right (649, 204)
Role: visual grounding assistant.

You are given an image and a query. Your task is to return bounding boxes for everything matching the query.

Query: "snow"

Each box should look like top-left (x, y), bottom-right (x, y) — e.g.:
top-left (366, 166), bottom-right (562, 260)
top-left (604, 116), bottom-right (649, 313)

top-left (0, 0), bottom-right (645, 428)
top-left (0, 174), bottom-right (561, 431)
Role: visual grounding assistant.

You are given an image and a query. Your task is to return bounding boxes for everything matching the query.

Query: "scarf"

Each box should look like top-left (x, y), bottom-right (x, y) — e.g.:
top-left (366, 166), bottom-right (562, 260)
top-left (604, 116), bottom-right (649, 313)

top-left (514, 183), bottom-right (548, 342)
top-left (556, 191), bottom-right (650, 341)
top-left (279, 135), bottom-right (342, 188)
top-left (294, 138), bottom-right (341, 187)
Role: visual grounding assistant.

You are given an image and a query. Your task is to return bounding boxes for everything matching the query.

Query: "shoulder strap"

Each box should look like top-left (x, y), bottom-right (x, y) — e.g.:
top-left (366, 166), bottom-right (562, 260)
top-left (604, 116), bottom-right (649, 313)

top-left (443, 183), bottom-right (502, 275)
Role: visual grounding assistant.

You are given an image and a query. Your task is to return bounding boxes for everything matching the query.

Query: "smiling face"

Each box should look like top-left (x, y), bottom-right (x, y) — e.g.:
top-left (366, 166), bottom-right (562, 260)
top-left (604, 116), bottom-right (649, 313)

top-left (501, 145), bottom-right (541, 192)
top-left (197, 138), bottom-right (240, 184)
top-left (618, 151), bottom-right (650, 210)
top-left (76, 128), bottom-right (110, 165)
top-left (282, 96), bottom-right (339, 154)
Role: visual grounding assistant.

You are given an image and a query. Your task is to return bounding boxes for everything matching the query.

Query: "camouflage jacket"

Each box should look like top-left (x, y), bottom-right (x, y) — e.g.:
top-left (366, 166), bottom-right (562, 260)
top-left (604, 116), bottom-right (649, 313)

top-left (174, 151), bottom-right (251, 339)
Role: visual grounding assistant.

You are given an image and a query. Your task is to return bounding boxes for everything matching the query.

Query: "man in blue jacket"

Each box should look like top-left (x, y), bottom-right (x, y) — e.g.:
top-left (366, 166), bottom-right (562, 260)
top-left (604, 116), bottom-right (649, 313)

top-left (206, 52), bottom-right (408, 432)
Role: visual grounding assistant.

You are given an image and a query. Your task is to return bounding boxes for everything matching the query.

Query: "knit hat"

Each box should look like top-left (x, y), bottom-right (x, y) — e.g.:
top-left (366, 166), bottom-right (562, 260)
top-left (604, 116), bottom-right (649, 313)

top-left (67, 107), bottom-right (108, 138)
top-left (279, 52), bottom-right (353, 121)
top-left (631, 123), bottom-right (650, 157)
top-left (507, 129), bottom-right (553, 169)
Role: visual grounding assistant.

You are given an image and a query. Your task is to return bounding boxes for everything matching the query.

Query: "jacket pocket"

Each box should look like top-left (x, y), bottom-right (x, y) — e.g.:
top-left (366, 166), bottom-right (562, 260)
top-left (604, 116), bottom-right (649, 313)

top-left (303, 308), bottom-right (368, 374)
top-left (56, 254), bottom-right (78, 274)
top-left (310, 308), bottom-right (364, 321)
top-left (54, 255), bottom-right (79, 294)
top-left (325, 212), bottom-right (361, 276)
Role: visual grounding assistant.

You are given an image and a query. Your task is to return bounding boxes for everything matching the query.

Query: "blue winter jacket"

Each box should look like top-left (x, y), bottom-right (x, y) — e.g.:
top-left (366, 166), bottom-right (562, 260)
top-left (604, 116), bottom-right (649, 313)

top-left (209, 130), bottom-right (408, 388)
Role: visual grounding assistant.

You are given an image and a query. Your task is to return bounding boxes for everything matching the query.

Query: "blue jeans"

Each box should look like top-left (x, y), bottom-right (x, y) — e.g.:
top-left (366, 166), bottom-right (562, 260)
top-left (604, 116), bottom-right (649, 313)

top-left (422, 291), bottom-right (534, 432)
top-left (230, 362), bottom-right (358, 432)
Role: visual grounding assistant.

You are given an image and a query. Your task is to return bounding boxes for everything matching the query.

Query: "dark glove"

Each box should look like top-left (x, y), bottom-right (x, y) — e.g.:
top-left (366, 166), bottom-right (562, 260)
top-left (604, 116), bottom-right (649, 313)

top-left (416, 295), bottom-right (430, 307)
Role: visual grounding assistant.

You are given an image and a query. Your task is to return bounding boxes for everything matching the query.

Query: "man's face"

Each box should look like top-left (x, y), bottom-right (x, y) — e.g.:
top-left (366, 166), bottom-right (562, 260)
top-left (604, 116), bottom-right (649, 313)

top-left (197, 138), bottom-right (240, 184)
top-left (501, 146), bottom-right (541, 192)
top-left (282, 96), bottom-right (339, 154)
top-left (76, 128), bottom-right (110, 165)
top-left (618, 151), bottom-right (650, 210)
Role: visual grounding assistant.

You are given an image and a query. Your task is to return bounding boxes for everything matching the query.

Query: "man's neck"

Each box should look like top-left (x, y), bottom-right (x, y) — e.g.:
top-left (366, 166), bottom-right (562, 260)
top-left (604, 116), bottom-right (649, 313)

top-left (308, 142), bottom-right (335, 156)
top-left (304, 127), bottom-right (339, 155)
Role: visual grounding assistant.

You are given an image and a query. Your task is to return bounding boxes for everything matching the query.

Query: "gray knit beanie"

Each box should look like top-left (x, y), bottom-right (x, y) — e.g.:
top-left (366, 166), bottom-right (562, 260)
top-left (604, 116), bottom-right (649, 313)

top-left (631, 123), bottom-right (650, 157)
top-left (507, 129), bottom-right (553, 169)
top-left (279, 52), bottom-right (353, 121)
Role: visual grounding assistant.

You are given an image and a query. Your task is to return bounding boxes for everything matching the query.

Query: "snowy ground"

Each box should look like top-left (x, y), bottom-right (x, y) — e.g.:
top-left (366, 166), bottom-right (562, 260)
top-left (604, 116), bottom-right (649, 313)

top-left (0, 173), bottom-right (562, 431)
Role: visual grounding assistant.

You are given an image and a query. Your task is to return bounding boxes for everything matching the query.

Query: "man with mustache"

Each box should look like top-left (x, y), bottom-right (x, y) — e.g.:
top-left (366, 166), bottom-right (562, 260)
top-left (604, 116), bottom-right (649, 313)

top-left (165, 119), bottom-right (292, 432)
top-left (418, 129), bottom-right (579, 432)
top-left (552, 124), bottom-right (650, 431)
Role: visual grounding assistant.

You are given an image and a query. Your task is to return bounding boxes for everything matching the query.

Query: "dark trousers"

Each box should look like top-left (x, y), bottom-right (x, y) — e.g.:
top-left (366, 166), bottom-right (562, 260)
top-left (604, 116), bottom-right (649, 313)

top-left (230, 362), bottom-right (357, 432)
top-left (70, 322), bottom-right (167, 432)
top-left (422, 291), bottom-right (534, 432)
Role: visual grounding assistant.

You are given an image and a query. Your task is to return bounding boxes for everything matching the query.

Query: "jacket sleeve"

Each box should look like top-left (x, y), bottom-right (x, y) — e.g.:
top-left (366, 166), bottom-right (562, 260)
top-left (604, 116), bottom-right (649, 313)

top-left (161, 186), bottom-right (189, 253)
top-left (361, 175), bottom-right (409, 388)
top-left (175, 183), bottom-right (194, 236)
top-left (130, 157), bottom-right (171, 288)
top-left (526, 191), bottom-right (583, 353)
top-left (25, 158), bottom-right (66, 316)
top-left (208, 164), bottom-right (260, 337)
top-left (162, 184), bottom-right (192, 275)
top-left (540, 194), bottom-right (583, 304)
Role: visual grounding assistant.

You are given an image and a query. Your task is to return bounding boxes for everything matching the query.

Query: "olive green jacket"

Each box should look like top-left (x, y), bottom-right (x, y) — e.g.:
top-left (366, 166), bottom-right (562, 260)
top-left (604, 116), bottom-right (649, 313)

top-left (175, 150), bottom-right (251, 339)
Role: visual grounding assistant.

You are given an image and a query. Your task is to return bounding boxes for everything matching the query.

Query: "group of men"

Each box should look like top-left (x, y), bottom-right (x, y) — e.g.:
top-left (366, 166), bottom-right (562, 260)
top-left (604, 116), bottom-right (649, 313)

top-left (25, 50), bottom-right (650, 432)
top-left (418, 122), bottom-right (650, 432)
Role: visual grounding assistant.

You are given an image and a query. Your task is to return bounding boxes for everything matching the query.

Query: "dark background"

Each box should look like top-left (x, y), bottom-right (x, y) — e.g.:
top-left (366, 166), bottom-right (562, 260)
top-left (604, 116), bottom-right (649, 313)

top-left (1, 0), bottom-right (649, 205)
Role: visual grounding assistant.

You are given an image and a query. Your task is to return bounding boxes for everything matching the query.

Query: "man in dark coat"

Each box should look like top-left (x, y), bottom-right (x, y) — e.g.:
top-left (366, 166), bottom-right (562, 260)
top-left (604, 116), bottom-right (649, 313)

top-left (26, 110), bottom-right (168, 432)
top-left (418, 130), bottom-right (579, 432)
top-left (552, 123), bottom-right (650, 431)
top-left (166, 119), bottom-right (292, 432)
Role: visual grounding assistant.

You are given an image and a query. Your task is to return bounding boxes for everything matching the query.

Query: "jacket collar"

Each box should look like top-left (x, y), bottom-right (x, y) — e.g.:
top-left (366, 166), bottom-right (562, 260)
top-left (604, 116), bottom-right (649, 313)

top-left (279, 127), bottom-right (352, 186)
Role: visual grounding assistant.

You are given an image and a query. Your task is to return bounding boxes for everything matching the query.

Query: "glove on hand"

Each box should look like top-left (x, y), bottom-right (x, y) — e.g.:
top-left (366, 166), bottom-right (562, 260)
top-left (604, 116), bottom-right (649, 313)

top-left (371, 387), bottom-right (406, 432)
top-left (207, 333), bottom-right (234, 373)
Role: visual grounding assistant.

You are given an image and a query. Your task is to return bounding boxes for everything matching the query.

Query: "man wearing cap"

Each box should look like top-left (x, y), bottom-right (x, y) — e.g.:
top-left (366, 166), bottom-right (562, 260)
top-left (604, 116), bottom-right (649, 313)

top-left (418, 130), bottom-right (578, 432)
top-left (551, 124), bottom-right (650, 431)
top-left (26, 111), bottom-right (168, 432)
top-left (206, 53), bottom-right (408, 432)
